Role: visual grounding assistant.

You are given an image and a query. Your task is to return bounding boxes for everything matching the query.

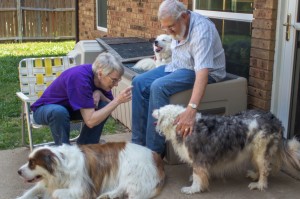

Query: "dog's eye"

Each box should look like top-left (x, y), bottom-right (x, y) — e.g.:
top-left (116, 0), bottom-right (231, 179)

top-left (28, 159), bottom-right (36, 169)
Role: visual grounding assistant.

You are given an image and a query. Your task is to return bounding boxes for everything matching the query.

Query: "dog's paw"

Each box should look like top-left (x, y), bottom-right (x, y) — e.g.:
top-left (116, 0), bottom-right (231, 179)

top-left (248, 182), bottom-right (267, 191)
top-left (96, 194), bottom-right (110, 199)
top-left (188, 174), bottom-right (193, 182)
top-left (16, 196), bottom-right (39, 199)
top-left (52, 189), bottom-right (73, 199)
top-left (181, 186), bottom-right (200, 195)
top-left (246, 170), bottom-right (259, 180)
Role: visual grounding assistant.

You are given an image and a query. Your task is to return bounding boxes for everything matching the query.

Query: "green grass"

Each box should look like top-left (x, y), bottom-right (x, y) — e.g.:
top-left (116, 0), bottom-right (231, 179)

top-left (0, 41), bottom-right (127, 150)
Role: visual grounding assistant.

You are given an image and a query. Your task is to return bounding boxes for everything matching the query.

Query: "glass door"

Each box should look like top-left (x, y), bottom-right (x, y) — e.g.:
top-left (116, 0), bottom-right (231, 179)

top-left (272, 0), bottom-right (300, 137)
top-left (290, 29), bottom-right (300, 138)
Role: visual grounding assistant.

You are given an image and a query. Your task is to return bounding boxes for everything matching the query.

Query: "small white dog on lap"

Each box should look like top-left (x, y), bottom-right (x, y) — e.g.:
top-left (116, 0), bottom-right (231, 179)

top-left (132, 34), bottom-right (172, 71)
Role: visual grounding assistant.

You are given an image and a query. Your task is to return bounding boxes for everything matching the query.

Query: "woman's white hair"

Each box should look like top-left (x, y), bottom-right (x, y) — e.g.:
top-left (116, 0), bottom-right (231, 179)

top-left (92, 52), bottom-right (124, 76)
top-left (158, 0), bottom-right (187, 20)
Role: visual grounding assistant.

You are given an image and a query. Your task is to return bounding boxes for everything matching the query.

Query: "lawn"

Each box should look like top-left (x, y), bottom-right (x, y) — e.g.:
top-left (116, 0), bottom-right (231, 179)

top-left (0, 41), bottom-right (126, 150)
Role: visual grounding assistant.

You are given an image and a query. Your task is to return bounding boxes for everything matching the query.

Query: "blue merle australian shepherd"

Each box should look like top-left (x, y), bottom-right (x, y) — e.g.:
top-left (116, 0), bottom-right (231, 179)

top-left (152, 104), bottom-right (300, 195)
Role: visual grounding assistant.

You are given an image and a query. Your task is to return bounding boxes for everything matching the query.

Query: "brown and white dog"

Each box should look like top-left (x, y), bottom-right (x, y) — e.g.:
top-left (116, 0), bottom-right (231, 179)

top-left (17, 142), bottom-right (165, 199)
top-left (132, 34), bottom-right (172, 71)
top-left (153, 104), bottom-right (300, 195)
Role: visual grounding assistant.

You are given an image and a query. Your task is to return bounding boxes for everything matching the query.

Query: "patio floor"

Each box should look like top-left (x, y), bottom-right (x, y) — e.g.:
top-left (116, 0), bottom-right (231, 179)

top-left (2, 133), bottom-right (300, 199)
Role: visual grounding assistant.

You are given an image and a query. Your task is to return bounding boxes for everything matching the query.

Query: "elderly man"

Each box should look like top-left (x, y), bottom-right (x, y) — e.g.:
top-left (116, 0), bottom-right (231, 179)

top-left (131, 0), bottom-right (226, 156)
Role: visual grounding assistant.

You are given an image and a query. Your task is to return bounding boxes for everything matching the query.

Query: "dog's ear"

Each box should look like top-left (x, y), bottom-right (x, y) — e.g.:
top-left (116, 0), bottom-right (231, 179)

top-left (156, 112), bottom-right (166, 135)
top-left (59, 152), bottom-right (65, 160)
top-left (35, 149), bottom-right (57, 174)
top-left (149, 38), bottom-right (155, 43)
top-left (157, 112), bottom-right (165, 128)
top-left (43, 153), bottom-right (58, 174)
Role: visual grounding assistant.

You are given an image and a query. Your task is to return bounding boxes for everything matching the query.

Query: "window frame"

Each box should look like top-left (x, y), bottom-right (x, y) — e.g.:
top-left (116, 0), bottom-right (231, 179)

top-left (96, 0), bottom-right (108, 32)
top-left (192, 0), bottom-right (254, 79)
top-left (192, 1), bottom-right (253, 22)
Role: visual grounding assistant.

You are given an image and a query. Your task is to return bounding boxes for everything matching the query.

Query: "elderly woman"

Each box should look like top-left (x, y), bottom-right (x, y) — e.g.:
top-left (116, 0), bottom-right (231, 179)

top-left (31, 52), bottom-right (132, 145)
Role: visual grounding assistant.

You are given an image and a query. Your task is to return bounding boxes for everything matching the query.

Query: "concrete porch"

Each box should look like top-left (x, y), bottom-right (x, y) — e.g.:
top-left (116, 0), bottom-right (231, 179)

top-left (2, 132), bottom-right (300, 199)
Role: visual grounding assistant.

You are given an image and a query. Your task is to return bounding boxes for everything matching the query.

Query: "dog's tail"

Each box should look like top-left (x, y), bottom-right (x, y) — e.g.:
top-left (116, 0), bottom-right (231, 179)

top-left (280, 138), bottom-right (300, 179)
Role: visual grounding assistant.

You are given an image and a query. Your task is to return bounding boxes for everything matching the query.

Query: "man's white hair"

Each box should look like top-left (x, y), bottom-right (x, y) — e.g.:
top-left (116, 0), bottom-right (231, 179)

top-left (158, 0), bottom-right (187, 21)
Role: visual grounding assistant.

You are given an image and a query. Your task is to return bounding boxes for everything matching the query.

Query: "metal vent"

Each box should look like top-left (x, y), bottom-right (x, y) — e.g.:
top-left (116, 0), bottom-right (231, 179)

top-left (96, 37), bottom-right (154, 62)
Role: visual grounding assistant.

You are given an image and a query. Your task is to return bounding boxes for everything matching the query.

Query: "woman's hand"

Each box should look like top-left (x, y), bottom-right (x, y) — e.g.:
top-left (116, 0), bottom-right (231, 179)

top-left (115, 86), bottom-right (133, 104)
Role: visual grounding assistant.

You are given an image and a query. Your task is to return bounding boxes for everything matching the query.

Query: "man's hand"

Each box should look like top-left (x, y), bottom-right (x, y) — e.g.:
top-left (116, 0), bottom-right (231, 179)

top-left (174, 68), bottom-right (208, 138)
top-left (174, 107), bottom-right (197, 138)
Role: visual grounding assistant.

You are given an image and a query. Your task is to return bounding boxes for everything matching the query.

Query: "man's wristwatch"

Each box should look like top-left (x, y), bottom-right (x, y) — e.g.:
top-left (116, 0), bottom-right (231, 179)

top-left (188, 103), bottom-right (197, 109)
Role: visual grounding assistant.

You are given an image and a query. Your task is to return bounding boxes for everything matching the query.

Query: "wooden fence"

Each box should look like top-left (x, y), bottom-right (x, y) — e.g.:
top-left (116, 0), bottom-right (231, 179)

top-left (0, 0), bottom-right (76, 42)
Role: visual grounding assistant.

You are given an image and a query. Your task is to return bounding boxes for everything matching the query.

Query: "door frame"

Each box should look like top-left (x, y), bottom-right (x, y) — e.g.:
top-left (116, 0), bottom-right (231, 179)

top-left (272, 0), bottom-right (299, 138)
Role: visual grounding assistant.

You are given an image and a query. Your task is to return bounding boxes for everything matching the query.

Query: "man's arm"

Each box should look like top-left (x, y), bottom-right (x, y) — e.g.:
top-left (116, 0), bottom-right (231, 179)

top-left (174, 68), bottom-right (208, 137)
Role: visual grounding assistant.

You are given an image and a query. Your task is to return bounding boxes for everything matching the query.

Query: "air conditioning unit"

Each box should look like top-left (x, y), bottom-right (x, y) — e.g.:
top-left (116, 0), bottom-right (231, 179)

top-left (67, 40), bottom-right (106, 65)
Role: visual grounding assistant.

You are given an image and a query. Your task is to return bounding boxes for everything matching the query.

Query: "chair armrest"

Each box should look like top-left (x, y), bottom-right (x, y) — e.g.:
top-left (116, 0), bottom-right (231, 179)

top-left (16, 92), bottom-right (30, 102)
top-left (16, 91), bottom-right (40, 127)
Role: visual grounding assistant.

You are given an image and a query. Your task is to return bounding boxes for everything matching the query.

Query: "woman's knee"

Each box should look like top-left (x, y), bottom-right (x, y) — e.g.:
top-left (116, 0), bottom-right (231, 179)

top-left (49, 106), bottom-right (70, 121)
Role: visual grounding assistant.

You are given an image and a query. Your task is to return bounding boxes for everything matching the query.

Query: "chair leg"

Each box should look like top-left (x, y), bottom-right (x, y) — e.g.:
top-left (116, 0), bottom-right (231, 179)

top-left (21, 103), bottom-right (25, 146)
top-left (27, 126), bottom-right (34, 151)
top-left (69, 122), bottom-right (82, 143)
top-left (24, 102), bottom-right (34, 151)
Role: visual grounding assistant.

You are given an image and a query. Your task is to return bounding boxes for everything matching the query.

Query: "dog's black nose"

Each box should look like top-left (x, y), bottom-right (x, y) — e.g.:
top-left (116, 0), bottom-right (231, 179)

top-left (18, 169), bottom-right (22, 175)
top-left (154, 40), bottom-right (158, 45)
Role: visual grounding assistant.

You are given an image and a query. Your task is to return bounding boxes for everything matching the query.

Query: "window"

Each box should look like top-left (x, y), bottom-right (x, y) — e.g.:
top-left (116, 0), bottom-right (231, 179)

top-left (194, 0), bottom-right (254, 78)
top-left (97, 0), bottom-right (107, 31)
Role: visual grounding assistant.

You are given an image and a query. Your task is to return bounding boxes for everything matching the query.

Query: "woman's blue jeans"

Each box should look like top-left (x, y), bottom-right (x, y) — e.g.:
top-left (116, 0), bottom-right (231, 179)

top-left (131, 65), bottom-right (216, 155)
top-left (33, 101), bottom-right (108, 145)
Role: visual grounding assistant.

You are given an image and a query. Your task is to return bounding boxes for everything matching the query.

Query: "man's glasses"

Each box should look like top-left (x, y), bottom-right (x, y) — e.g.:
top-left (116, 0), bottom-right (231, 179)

top-left (107, 75), bottom-right (121, 84)
top-left (161, 13), bottom-right (183, 31)
top-left (161, 20), bottom-right (178, 31)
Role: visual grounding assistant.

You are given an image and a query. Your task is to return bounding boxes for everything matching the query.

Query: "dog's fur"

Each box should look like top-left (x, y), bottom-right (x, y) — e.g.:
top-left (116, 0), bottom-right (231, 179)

top-left (132, 34), bottom-right (172, 71)
top-left (17, 142), bottom-right (165, 199)
top-left (152, 104), bottom-right (300, 194)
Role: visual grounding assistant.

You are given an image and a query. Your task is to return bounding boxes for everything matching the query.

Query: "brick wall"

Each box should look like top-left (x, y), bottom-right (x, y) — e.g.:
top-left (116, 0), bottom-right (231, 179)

top-left (78, 0), bottom-right (107, 40)
top-left (249, 0), bottom-right (278, 110)
top-left (107, 0), bottom-right (190, 38)
top-left (78, 0), bottom-right (190, 40)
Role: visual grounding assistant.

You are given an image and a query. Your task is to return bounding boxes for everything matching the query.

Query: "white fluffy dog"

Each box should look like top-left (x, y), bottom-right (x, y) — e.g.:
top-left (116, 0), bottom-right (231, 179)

top-left (153, 104), bottom-right (300, 195)
top-left (17, 143), bottom-right (165, 199)
top-left (132, 34), bottom-right (172, 71)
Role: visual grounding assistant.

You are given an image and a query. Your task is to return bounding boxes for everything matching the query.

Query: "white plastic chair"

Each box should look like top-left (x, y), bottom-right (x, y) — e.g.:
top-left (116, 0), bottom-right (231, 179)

top-left (16, 56), bottom-right (81, 151)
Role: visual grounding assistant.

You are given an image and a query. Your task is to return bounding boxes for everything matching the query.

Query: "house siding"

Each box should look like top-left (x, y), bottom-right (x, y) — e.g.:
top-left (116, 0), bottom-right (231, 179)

top-left (78, 0), bottom-right (278, 111)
